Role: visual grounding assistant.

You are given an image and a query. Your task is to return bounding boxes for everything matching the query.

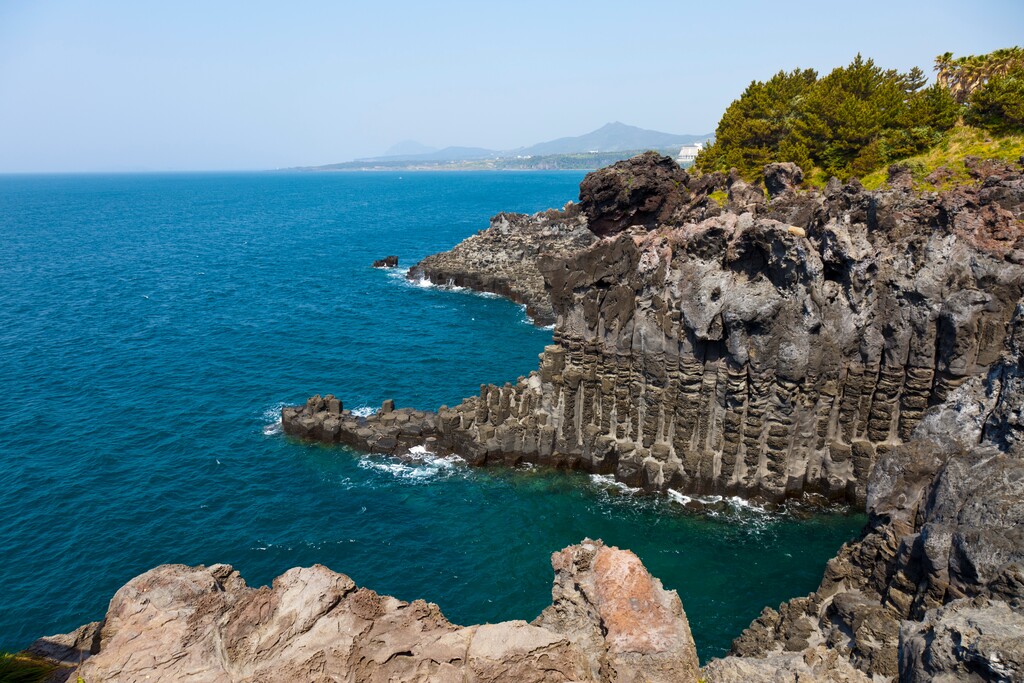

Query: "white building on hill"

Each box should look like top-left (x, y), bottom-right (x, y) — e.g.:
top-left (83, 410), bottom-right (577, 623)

top-left (676, 143), bottom-right (703, 165)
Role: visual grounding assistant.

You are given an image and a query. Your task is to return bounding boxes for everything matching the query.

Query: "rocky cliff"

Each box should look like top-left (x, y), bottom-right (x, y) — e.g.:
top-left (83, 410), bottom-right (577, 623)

top-left (27, 154), bottom-right (1024, 682)
top-left (718, 300), bottom-right (1024, 681)
top-left (407, 207), bottom-right (596, 326)
top-left (29, 541), bottom-right (701, 683)
top-left (285, 152), bottom-right (1024, 504)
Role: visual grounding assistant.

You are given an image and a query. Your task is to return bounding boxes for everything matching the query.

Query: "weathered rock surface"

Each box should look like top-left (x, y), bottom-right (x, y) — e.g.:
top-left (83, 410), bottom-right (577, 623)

top-left (899, 597), bottom-right (1024, 682)
top-left (578, 151), bottom-right (694, 236)
top-left (717, 302), bottom-right (1024, 681)
top-left (31, 540), bottom-right (700, 683)
top-left (407, 205), bottom-right (597, 326)
top-left (289, 153), bottom-right (1024, 504)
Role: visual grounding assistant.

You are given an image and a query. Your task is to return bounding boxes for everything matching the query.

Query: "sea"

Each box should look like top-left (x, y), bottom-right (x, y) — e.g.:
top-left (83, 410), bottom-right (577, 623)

top-left (0, 171), bottom-right (864, 660)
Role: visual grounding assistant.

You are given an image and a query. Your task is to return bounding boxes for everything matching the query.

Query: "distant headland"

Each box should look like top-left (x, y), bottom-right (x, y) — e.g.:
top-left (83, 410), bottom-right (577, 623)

top-left (292, 121), bottom-right (713, 171)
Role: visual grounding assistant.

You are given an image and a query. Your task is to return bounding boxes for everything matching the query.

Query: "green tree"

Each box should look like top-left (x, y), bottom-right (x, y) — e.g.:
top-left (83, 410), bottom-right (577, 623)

top-left (789, 55), bottom-right (909, 177)
top-left (695, 68), bottom-right (817, 178)
top-left (964, 67), bottom-right (1024, 134)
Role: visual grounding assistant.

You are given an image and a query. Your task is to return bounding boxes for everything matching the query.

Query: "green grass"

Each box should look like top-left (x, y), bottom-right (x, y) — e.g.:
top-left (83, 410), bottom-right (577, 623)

top-left (708, 190), bottom-right (729, 207)
top-left (860, 124), bottom-right (1024, 190)
top-left (0, 652), bottom-right (57, 683)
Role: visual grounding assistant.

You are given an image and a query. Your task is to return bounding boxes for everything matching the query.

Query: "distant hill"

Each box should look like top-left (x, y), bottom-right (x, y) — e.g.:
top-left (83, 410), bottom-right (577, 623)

top-left (298, 123), bottom-right (712, 171)
top-left (513, 122), bottom-right (708, 156)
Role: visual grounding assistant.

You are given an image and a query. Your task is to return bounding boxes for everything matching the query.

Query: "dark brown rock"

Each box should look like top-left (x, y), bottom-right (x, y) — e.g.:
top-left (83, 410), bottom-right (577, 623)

top-left (372, 255), bottom-right (398, 268)
top-left (406, 205), bottom-right (595, 326)
top-left (578, 151), bottom-right (690, 236)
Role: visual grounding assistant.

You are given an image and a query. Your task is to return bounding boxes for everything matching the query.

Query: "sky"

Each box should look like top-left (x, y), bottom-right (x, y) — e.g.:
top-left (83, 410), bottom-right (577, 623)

top-left (1, 0), bottom-right (1022, 172)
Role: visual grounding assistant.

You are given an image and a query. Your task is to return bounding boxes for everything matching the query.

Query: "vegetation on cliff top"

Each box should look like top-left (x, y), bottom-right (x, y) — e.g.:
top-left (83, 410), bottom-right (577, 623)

top-left (695, 47), bottom-right (1024, 183)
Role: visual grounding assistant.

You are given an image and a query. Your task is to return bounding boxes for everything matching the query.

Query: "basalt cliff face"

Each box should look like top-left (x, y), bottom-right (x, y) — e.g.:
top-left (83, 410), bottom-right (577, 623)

top-left (29, 541), bottom-right (701, 683)
top-left (718, 302), bottom-right (1024, 681)
top-left (285, 152), bottom-right (1024, 504)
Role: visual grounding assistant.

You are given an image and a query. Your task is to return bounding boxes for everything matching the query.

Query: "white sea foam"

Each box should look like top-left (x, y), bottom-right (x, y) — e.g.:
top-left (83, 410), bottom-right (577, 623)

top-left (350, 405), bottom-right (377, 417)
top-left (666, 489), bottom-right (771, 515)
top-left (589, 473), bottom-right (641, 494)
top-left (261, 403), bottom-right (285, 436)
top-left (667, 489), bottom-right (692, 506)
top-left (358, 450), bottom-right (466, 483)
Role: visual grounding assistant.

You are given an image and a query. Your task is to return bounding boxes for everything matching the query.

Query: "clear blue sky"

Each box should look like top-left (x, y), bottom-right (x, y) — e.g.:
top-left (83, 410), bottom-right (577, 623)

top-left (1, 0), bottom-right (1022, 172)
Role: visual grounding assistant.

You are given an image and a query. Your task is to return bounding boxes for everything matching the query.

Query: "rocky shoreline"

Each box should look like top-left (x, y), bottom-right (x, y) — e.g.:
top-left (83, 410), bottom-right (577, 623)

top-left (29, 540), bottom-right (704, 683)
top-left (277, 153), bottom-right (1024, 680)
top-left (286, 153), bottom-right (1024, 504)
top-left (25, 154), bottom-right (1024, 681)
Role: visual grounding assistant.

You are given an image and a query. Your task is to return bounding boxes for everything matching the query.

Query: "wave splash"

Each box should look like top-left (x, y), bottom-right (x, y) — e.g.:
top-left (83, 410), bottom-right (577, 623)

top-left (358, 445), bottom-right (467, 483)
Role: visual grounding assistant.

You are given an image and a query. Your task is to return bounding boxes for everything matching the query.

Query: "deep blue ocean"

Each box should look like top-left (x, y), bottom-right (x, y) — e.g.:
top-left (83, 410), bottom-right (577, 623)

top-left (0, 171), bottom-right (863, 660)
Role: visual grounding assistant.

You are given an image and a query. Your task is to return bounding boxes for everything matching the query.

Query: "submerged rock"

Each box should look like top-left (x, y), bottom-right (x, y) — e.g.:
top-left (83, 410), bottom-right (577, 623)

top-left (30, 540), bottom-right (700, 683)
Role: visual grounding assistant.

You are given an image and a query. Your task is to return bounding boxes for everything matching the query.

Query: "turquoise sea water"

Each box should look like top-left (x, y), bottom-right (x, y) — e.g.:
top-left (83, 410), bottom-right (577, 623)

top-left (0, 171), bottom-right (863, 660)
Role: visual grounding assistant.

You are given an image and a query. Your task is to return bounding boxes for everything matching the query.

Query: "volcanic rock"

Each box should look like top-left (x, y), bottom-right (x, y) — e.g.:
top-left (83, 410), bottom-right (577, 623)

top-left (407, 205), bottom-right (596, 326)
top-left (763, 162), bottom-right (804, 197)
top-left (372, 255), bottom-right (399, 268)
top-left (289, 153), bottom-right (1024, 504)
top-left (578, 151), bottom-right (691, 236)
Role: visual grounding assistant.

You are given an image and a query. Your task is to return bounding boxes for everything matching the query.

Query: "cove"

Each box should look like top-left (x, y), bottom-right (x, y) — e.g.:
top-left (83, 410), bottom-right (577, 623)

top-left (0, 171), bottom-right (863, 660)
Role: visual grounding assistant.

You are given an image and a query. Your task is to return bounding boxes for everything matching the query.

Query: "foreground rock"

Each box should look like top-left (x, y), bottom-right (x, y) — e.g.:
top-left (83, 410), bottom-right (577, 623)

top-left (289, 153), bottom-right (1024, 504)
top-left (30, 540), bottom-right (700, 683)
top-left (407, 205), bottom-right (597, 325)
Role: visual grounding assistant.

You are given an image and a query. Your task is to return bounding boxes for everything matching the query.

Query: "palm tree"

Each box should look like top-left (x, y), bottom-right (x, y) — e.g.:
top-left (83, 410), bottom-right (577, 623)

top-left (935, 47), bottom-right (1024, 103)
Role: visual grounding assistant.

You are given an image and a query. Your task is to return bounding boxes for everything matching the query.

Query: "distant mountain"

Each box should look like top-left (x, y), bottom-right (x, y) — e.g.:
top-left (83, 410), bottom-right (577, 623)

top-left (513, 122), bottom-right (709, 156)
top-left (384, 140), bottom-right (438, 156)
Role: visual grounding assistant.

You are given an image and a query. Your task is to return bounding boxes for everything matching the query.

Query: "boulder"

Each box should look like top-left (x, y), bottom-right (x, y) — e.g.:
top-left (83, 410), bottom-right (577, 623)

top-left (578, 151), bottom-right (689, 236)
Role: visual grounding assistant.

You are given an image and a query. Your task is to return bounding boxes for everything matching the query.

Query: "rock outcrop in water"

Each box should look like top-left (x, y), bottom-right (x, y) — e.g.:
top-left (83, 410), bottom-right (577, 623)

top-left (286, 152), bottom-right (1024, 504)
top-left (29, 540), bottom-right (701, 683)
top-left (29, 154), bottom-right (1024, 683)
top-left (407, 206), bottom-right (597, 326)
top-left (372, 255), bottom-right (398, 268)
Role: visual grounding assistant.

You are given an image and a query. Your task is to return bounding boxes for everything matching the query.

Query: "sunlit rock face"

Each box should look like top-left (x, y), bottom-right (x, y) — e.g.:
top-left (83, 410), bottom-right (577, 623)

top-left (31, 540), bottom-right (701, 683)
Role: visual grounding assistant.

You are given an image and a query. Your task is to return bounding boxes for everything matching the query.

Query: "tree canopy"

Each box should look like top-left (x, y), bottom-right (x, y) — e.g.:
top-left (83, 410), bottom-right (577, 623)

top-left (695, 53), bottom-right (972, 180)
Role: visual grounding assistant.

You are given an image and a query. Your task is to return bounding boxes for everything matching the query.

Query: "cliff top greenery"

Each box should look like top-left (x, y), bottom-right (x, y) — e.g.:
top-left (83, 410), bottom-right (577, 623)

top-left (695, 47), bottom-right (1024, 184)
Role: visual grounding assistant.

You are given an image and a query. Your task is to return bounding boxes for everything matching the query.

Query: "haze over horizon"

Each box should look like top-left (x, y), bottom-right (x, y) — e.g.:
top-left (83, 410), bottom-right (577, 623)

top-left (1, 0), bottom-right (1022, 173)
